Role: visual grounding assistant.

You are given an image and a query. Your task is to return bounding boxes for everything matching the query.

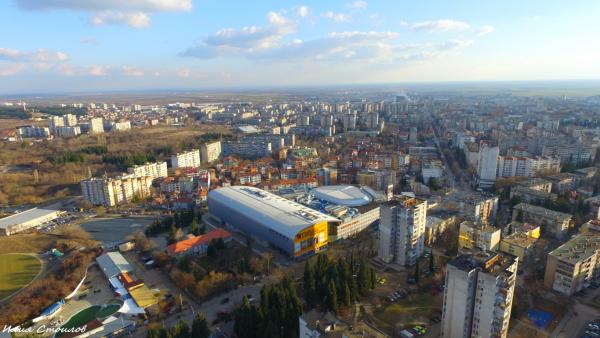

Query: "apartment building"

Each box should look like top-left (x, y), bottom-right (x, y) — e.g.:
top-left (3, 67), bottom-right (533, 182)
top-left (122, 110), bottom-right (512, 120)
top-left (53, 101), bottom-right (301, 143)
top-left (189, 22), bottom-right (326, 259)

top-left (441, 250), bottom-right (518, 338)
top-left (16, 125), bottom-right (51, 138)
top-left (221, 140), bottom-right (272, 159)
top-left (171, 149), bottom-right (201, 169)
top-left (127, 161), bottom-right (168, 180)
top-left (55, 125), bottom-right (81, 137)
top-left (497, 156), bottom-right (560, 178)
top-left (81, 175), bottom-right (152, 207)
top-left (544, 233), bottom-right (600, 295)
top-left (378, 196), bottom-right (427, 266)
top-left (200, 141), bottom-right (222, 163)
top-left (458, 221), bottom-right (501, 252)
top-left (89, 117), bottom-right (104, 134)
top-left (445, 192), bottom-right (498, 226)
top-left (477, 142), bottom-right (499, 188)
top-left (512, 203), bottom-right (573, 238)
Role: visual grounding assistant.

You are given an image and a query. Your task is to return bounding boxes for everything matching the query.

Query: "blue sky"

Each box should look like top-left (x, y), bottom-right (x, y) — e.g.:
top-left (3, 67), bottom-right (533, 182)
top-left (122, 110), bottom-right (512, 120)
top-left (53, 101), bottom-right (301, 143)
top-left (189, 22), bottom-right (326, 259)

top-left (1, 0), bottom-right (599, 94)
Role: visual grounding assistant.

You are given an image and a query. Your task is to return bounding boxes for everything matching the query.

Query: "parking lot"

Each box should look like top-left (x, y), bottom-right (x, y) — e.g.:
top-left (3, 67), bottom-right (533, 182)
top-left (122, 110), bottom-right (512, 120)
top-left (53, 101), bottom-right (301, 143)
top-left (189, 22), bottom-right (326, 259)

top-left (79, 217), bottom-right (154, 248)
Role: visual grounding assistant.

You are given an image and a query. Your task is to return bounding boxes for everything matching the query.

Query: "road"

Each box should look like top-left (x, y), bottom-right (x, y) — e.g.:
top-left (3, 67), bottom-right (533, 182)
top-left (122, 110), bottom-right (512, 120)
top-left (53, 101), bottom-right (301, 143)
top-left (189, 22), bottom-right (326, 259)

top-left (427, 111), bottom-right (473, 192)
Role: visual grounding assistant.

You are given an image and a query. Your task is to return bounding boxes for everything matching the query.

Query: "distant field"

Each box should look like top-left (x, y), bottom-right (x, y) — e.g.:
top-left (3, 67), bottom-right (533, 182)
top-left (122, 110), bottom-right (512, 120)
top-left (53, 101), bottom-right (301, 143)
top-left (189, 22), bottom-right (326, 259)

top-left (0, 253), bottom-right (42, 300)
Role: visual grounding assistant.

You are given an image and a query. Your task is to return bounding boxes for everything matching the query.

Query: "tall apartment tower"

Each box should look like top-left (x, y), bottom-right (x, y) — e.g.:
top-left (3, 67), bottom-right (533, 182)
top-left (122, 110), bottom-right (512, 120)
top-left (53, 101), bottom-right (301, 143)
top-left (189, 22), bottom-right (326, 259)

top-left (200, 141), bottom-right (222, 164)
top-left (171, 149), bottom-right (201, 169)
top-left (63, 114), bottom-right (78, 127)
top-left (441, 250), bottom-right (518, 338)
top-left (477, 141), bottom-right (499, 189)
top-left (378, 196), bottom-right (427, 266)
top-left (89, 117), bottom-right (104, 134)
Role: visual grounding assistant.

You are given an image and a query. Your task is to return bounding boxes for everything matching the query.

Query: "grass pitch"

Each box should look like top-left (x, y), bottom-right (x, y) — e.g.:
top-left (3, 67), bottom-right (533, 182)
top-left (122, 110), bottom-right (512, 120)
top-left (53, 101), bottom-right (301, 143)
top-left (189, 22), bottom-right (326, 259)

top-left (0, 253), bottom-right (42, 300)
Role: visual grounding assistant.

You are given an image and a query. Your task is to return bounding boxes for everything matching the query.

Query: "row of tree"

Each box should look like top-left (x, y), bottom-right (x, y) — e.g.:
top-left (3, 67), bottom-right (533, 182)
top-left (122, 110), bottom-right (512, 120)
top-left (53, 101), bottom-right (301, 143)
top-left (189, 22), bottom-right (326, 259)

top-left (147, 314), bottom-right (211, 338)
top-left (234, 278), bottom-right (302, 338)
top-left (146, 210), bottom-right (199, 237)
top-left (303, 253), bottom-right (376, 313)
top-left (102, 152), bottom-right (157, 171)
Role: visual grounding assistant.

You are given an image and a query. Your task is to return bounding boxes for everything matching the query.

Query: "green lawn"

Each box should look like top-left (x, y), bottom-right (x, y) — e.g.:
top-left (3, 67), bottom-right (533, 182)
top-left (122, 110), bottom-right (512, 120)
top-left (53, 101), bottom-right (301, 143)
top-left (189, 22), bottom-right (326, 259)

top-left (58, 304), bottom-right (121, 337)
top-left (57, 305), bottom-right (101, 337)
top-left (0, 253), bottom-right (42, 300)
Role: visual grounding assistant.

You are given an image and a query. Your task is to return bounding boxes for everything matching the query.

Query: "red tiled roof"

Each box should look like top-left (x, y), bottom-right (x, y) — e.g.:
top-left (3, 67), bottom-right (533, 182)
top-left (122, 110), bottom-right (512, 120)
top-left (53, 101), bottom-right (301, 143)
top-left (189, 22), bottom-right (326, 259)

top-left (166, 228), bottom-right (231, 255)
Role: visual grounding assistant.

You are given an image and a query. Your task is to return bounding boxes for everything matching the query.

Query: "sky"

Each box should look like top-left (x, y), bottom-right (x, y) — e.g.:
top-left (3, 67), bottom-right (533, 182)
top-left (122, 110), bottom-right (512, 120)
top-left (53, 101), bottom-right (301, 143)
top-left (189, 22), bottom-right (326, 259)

top-left (1, 0), bottom-right (600, 94)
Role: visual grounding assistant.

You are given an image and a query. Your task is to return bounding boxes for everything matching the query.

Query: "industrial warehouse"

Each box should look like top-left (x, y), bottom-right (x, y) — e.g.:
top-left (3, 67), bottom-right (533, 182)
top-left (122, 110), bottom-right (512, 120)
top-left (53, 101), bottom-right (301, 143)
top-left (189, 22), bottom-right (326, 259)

top-left (207, 186), bottom-right (339, 258)
top-left (0, 207), bottom-right (62, 236)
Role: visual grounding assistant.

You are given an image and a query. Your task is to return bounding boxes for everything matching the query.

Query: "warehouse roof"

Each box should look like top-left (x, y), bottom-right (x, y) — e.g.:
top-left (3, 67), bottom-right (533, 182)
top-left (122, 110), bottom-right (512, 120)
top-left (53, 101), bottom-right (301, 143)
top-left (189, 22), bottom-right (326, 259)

top-left (311, 185), bottom-right (373, 207)
top-left (209, 186), bottom-right (339, 239)
top-left (0, 207), bottom-right (59, 229)
top-left (97, 252), bottom-right (133, 279)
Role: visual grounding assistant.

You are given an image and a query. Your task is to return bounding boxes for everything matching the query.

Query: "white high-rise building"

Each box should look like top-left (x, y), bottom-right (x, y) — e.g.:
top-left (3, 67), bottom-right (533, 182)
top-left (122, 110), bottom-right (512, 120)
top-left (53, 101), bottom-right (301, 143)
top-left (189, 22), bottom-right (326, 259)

top-left (127, 161), bottom-right (168, 179)
top-left (171, 149), bottom-right (201, 169)
top-left (89, 117), bottom-right (104, 134)
top-left (477, 142), bottom-right (499, 188)
top-left (497, 156), bottom-right (560, 178)
top-left (48, 116), bottom-right (64, 133)
top-left (81, 175), bottom-right (153, 207)
top-left (441, 250), bottom-right (518, 338)
top-left (200, 141), bottom-right (222, 163)
top-left (63, 114), bottom-right (78, 127)
top-left (378, 196), bottom-right (427, 266)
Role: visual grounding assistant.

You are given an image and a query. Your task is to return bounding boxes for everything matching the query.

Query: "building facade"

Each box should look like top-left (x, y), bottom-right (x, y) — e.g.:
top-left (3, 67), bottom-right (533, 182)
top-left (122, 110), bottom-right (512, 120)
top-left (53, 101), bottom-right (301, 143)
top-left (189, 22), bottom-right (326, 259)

top-left (171, 149), bottom-right (201, 169)
top-left (441, 250), bottom-right (518, 338)
top-left (378, 196), bottom-right (427, 266)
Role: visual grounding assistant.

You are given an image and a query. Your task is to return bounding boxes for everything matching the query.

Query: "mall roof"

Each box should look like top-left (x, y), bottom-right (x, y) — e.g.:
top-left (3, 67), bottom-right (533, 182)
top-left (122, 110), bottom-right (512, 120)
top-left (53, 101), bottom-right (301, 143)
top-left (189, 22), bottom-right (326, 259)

top-left (209, 186), bottom-right (339, 239)
top-left (312, 185), bottom-right (374, 207)
top-left (0, 207), bottom-right (59, 229)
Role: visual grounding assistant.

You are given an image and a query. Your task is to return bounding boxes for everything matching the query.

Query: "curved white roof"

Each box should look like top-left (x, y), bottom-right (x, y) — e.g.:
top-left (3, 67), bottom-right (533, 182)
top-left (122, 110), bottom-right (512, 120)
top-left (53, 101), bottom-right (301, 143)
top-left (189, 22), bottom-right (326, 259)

top-left (312, 185), bottom-right (373, 207)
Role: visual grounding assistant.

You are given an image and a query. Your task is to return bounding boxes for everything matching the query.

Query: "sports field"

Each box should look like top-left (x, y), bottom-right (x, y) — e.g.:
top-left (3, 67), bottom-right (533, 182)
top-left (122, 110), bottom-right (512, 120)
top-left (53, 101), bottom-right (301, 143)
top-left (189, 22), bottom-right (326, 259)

top-left (0, 253), bottom-right (42, 300)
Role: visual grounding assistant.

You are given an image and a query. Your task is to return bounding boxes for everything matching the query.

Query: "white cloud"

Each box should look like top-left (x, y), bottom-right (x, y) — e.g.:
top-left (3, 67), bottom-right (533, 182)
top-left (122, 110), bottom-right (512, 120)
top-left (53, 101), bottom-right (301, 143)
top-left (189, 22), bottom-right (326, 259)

top-left (91, 11), bottom-right (151, 28)
top-left (346, 1), bottom-right (368, 9)
top-left (177, 68), bottom-right (191, 77)
top-left (0, 63), bottom-right (26, 76)
top-left (13, 0), bottom-right (192, 28)
top-left (13, 0), bottom-right (192, 12)
top-left (296, 5), bottom-right (309, 18)
top-left (0, 48), bottom-right (68, 63)
top-left (437, 39), bottom-right (473, 50)
top-left (476, 25), bottom-right (495, 37)
top-left (122, 66), bottom-right (145, 76)
top-left (324, 11), bottom-right (351, 23)
top-left (412, 19), bottom-right (470, 32)
top-left (88, 65), bottom-right (110, 76)
top-left (181, 11), bottom-right (298, 58)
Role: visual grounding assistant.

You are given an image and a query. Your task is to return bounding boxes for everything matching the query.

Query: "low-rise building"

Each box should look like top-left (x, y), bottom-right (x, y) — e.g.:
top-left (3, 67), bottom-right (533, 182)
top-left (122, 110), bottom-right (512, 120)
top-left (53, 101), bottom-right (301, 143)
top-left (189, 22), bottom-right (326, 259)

top-left (0, 207), bottom-right (62, 236)
top-left (512, 203), bottom-right (573, 238)
top-left (544, 232), bottom-right (600, 295)
top-left (166, 228), bottom-right (232, 257)
top-left (458, 221), bottom-right (501, 252)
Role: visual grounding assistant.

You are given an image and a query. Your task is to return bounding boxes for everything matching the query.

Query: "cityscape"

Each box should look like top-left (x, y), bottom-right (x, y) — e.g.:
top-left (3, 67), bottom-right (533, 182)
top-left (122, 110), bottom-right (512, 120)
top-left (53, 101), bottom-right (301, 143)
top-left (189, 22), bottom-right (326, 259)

top-left (1, 1), bottom-right (600, 338)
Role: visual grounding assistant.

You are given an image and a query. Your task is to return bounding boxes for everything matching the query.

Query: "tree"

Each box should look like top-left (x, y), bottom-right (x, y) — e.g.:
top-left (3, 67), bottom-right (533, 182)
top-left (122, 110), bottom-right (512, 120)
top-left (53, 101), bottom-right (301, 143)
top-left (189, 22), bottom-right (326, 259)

top-left (327, 280), bottom-right (339, 313)
top-left (171, 320), bottom-right (190, 338)
top-left (191, 313), bottom-right (211, 338)
top-left (341, 282), bottom-right (352, 307)
top-left (516, 209), bottom-right (524, 222)
top-left (167, 224), bottom-right (177, 245)
top-left (189, 220), bottom-right (199, 236)
top-left (95, 205), bottom-right (105, 216)
top-left (429, 253), bottom-right (434, 273)
top-left (414, 259), bottom-right (420, 284)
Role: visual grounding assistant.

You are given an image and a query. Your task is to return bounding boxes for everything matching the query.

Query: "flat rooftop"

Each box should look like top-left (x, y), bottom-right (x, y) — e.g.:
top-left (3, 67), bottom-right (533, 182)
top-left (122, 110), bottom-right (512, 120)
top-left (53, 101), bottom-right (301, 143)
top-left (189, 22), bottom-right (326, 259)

top-left (514, 203), bottom-right (572, 221)
top-left (450, 248), bottom-right (516, 276)
top-left (0, 207), bottom-right (59, 229)
top-left (549, 233), bottom-right (600, 264)
top-left (209, 186), bottom-right (339, 239)
top-left (312, 185), bottom-right (373, 207)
